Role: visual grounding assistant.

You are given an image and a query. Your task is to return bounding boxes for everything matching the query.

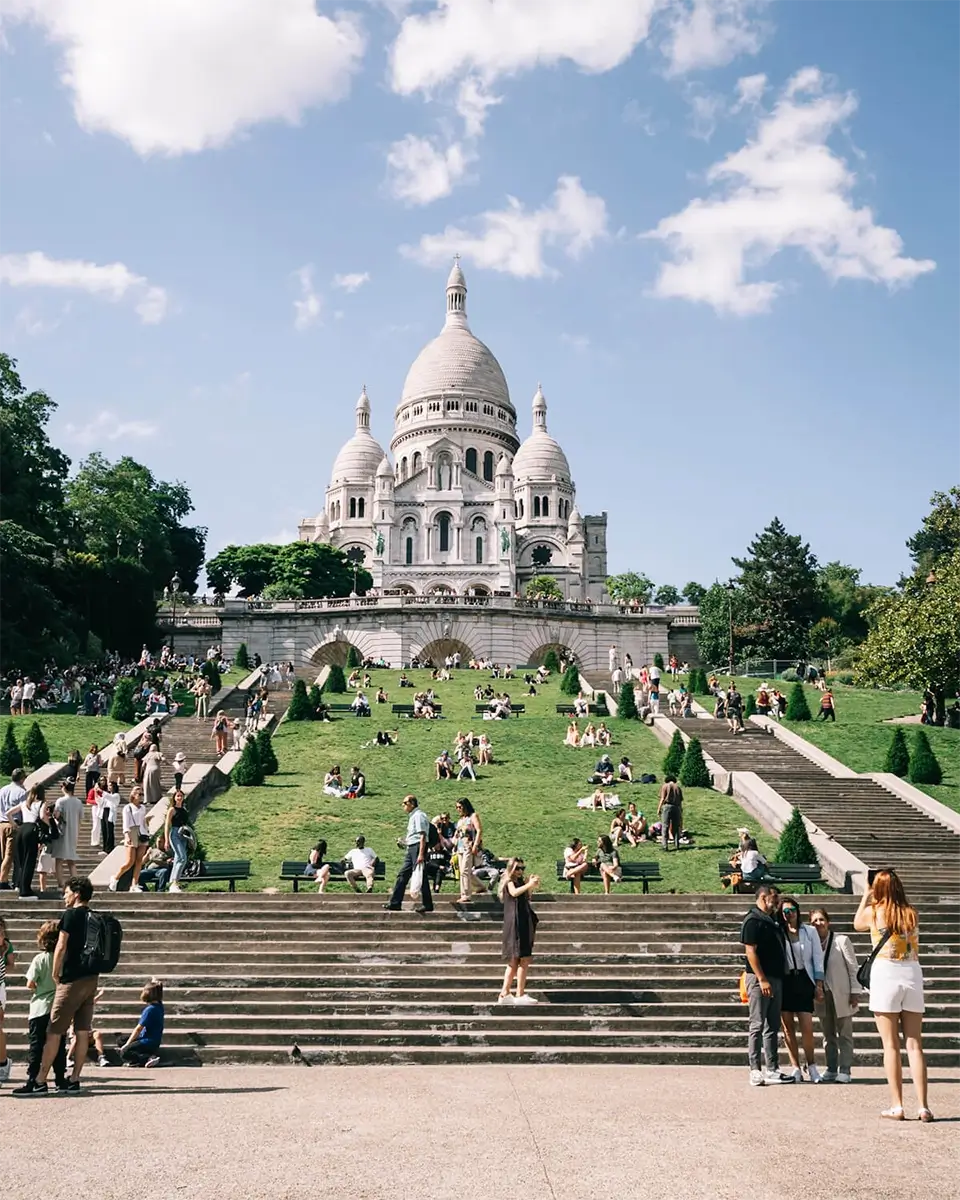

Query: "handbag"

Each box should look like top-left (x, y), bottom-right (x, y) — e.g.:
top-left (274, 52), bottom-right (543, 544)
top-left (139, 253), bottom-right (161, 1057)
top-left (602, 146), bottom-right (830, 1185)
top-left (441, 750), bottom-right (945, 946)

top-left (857, 929), bottom-right (892, 989)
top-left (409, 863), bottom-right (424, 899)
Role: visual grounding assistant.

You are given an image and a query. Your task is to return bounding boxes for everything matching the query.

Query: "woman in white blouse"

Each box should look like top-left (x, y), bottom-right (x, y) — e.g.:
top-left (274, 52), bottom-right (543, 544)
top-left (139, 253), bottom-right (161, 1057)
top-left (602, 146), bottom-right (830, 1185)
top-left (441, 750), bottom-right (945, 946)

top-left (108, 785), bottom-right (149, 892)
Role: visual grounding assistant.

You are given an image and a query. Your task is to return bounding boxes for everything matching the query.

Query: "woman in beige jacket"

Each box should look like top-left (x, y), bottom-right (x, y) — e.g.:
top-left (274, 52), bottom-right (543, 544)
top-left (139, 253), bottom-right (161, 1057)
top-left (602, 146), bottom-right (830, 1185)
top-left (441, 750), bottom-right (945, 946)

top-left (810, 906), bottom-right (863, 1083)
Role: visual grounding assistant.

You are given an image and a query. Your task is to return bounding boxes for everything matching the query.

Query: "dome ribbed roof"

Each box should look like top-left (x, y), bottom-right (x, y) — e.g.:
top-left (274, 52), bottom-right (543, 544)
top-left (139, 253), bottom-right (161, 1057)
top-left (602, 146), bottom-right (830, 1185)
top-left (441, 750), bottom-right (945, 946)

top-left (330, 386), bottom-right (386, 485)
top-left (512, 384), bottom-right (571, 483)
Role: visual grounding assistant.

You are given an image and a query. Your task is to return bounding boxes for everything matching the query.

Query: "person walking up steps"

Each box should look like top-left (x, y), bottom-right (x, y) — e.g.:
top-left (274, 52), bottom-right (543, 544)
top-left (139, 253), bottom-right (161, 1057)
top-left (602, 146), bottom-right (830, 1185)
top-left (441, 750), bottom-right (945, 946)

top-left (383, 795), bottom-right (433, 914)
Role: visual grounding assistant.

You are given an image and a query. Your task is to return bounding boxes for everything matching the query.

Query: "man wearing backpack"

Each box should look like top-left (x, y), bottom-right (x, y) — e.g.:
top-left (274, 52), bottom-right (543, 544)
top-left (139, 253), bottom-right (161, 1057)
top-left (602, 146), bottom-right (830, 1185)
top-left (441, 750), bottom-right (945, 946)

top-left (383, 794), bottom-right (433, 913)
top-left (13, 875), bottom-right (116, 1096)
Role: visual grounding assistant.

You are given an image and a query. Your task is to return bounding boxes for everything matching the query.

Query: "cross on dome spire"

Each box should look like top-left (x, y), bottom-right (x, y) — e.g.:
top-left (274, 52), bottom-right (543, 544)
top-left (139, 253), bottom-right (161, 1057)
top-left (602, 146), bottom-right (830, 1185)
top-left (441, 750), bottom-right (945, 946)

top-left (445, 256), bottom-right (468, 328)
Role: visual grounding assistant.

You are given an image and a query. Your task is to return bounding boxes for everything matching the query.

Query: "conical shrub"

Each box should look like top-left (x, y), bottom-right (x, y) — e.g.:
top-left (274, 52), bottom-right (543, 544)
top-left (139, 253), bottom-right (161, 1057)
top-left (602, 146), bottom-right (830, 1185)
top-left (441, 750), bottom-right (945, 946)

top-left (346, 645), bottom-right (360, 669)
top-left (326, 664), bottom-right (347, 694)
top-left (308, 684), bottom-right (323, 717)
top-left (654, 652), bottom-right (665, 671)
top-left (560, 664), bottom-right (581, 696)
top-left (679, 735), bottom-right (712, 788)
top-left (543, 649), bottom-right (560, 674)
top-left (909, 730), bottom-right (943, 785)
top-left (233, 737), bottom-right (264, 787)
top-left (22, 721), bottom-right (50, 770)
top-left (618, 682), bottom-right (637, 720)
top-left (255, 728), bottom-right (279, 775)
top-left (662, 729), bottom-right (685, 778)
top-left (109, 678), bottom-right (136, 723)
top-left (234, 643), bottom-right (250, 669)
top-left (0, 722), bottom-right (22, 774)
top-left (883, 727), bottom-right (910, 778)
top-left (785, 682), bottom-right (811, 721)
top-left (286, 678), bottom-right (313, 722)
top-left (744, 693), bottom-right (757, 719)
top-left (694, 669), bottom-right (711, 696)
top-left (776, 806), bottom-right (819, 865)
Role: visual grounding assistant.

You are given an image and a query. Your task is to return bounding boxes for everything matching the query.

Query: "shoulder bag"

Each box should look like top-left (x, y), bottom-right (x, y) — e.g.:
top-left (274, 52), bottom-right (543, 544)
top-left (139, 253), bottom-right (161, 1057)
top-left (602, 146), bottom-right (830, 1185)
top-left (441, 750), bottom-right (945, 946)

top-left (856, 929), bottom-right (892, 990)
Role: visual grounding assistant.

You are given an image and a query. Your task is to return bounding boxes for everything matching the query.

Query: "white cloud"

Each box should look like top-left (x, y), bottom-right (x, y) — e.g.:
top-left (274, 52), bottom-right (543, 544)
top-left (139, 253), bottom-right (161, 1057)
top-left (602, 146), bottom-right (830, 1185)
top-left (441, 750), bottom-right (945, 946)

top-left (660, 0), bottom-right (767, 76)
top-left (292, 265), bottom-right (322, 330)
top-left (63, 410), bottom-right (158, 449)
top-left (0, 250), bottom-right (169, 323)
top-left (332, 272), bottom-right (370, 293)
top-left (622, 100), bottom-right (658, 136)
top-left (12, 303), bottom-right (67, 336)
top-left (386, 134), bottom-right (472, 205)
top-left (3, 0), bottom-right (365, 155)
top-left (402, 175), bottom-right (608, 279)
top-left (733, 72), bottom-right (766, 110)
top-left (686, 88), bottom-right (725, 139)
top-left (644, 68), bottom-right (936, 315)
top-left (456, 76), bottom-right (502, 138)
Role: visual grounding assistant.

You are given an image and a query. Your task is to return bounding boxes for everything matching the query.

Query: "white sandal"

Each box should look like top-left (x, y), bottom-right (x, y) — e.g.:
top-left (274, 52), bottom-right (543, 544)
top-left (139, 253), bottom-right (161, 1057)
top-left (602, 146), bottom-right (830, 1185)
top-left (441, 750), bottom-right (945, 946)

top-left (918, 1108), bottom-right (935, 1123)
top-left (880, 1106), bottom-right (905, 1121)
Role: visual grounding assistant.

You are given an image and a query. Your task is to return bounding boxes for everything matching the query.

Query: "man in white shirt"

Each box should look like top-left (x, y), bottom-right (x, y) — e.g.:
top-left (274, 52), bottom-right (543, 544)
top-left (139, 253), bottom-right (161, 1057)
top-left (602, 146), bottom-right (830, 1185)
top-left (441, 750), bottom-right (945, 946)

top-left (0, 769), bottom-right (28, 887)
top-left (384, 795), bottom-right (433, 913)
top-left (343, 836), bottom-right (377, 893)
top-left (21, 677), bottom-right (36, 713)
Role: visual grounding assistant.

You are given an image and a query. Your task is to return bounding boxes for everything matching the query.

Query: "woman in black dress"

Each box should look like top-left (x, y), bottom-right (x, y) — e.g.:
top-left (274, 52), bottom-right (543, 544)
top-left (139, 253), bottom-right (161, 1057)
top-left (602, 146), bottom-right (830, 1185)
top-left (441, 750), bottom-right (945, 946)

top-left (497, 857), bottom-right (541, 1006)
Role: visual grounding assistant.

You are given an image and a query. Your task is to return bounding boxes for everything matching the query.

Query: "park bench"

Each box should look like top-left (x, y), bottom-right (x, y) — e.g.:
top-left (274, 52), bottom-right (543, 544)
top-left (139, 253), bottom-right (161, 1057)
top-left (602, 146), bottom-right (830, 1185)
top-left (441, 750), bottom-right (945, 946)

top-left (391, 703), bottom-right (443, 718)
top-left (556, 703), bottom-right (609, 718)
top-left (324, 703), bottom-right (371, 716)
top-left (718, 861), bottom-right (824, 894)
top-left (555, 860), bottom-right (662, 894)
top-left (193, 860), bottom-right (251, 892)
top-left (280, 859), bottom-right (387, 892)
top-left (474, 704), bottom-right (525, 716)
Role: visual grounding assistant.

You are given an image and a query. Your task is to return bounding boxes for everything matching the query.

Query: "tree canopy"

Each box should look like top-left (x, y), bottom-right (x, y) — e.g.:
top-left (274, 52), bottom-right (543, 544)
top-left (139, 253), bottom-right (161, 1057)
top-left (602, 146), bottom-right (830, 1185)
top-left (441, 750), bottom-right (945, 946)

top-left (683, 582), bottom-right (707, 605)
top-left (731, 518), bottom-right (822, 659)
top-left (206, 542), bottom-right (372, 599)
top-left (653, 584), bottom-right (681, 606)
top-left (605, 572), bottom-right (653, 604)
top-left (525, 574), bottom-right (563, 600)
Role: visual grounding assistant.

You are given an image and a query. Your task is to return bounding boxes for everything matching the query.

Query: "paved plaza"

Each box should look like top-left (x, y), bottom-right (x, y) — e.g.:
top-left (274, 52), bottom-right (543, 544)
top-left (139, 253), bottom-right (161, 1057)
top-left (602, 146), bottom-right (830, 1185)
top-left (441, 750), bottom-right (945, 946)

top-left (4, 1065), bottom-right (957, 1199)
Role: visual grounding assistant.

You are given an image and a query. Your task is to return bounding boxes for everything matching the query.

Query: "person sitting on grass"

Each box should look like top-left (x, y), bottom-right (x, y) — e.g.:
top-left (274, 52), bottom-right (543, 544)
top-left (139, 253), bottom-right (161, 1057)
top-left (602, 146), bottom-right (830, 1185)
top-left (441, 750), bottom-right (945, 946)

top-left (564, 720), bottom-right (581, 748)
top-left (594, 834), bottom-right (622, 894)
top-left (413, 693), bottom-right (435, 719)
top-left (457, 747), bottom-right (477, 782)
top-left (375, 730), bottom-right (396, 746)
top-left (474, 684), bottom-right (485, 701)
top-left (117, 980), bottom-right (164, 1068)
top-left (434, 750), bottom-right (454, 780)
top-left (477, 733), bottom-right (493, 765)
top-left (596, 722), bottom-right (612, 747)
top-left (626, 802), bottom-right (648, 841)
top-left (618, 756), bottom-right (633, 783)
top-left (581, 722), bottom-right (597, 748)
top-left (589, 754), bottom-right (615, 785)
top-left (323, 766), bottom-right (346, 797)
top-left (344, 767), bottom-right (366, 799)
top-left (347, 669), bottom-right (361, 689)
top-left (398, 672), bottom-right (413, 688)
top-left (562, 838), bottom-right (591, 894)
top-left (303, 840), bottom-right (332, 892)
top-left (610, 809), bottom-right (630, 848)
top-left (376, 687), bottom-right (388, 704)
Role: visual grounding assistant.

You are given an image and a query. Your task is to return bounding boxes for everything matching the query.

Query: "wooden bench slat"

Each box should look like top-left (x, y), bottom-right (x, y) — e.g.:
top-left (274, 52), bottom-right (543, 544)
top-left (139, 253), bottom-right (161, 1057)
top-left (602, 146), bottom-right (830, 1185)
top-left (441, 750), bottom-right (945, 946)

top-left (280, 859), bottom-right (387, 892)
top-left (554, 860), bottom-right (662, 894)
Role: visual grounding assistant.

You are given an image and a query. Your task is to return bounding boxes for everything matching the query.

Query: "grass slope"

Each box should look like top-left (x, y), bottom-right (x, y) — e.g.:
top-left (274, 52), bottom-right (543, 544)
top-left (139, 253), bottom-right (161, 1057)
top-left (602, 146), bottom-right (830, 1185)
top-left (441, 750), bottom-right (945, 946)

top-left (198, 669), bottom-right (776, 893)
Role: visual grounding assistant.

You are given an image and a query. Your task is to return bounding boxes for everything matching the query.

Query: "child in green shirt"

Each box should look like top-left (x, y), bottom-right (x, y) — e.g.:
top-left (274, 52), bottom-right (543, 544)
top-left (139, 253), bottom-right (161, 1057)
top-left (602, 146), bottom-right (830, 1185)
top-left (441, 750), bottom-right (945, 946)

top-left (22, 920), bottom-right (67, 1091)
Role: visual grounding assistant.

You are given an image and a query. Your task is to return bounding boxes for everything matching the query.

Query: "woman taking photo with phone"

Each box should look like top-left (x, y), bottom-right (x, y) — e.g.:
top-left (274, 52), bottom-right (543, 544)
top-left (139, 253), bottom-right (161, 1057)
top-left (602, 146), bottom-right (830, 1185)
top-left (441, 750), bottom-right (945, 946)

top-left (854, 868), bottom-right (932, 1122)
top-left (497, 858), bottom-right (540, 1005)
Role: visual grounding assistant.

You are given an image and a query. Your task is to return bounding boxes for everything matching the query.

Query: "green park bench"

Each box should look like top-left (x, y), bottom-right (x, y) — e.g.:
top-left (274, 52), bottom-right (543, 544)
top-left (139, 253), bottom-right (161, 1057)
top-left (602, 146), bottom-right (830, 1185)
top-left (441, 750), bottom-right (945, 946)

top-left (718, 861), bottom-right (824, 894)
top-left (474, 704), bottom-right (525, 716)
top-left (556, 702), bottom-right (609, 717)
top-left (280, 859), bottom-right (387, 892)
top-left (193, 860), bottom-right (251, 892)
top-left (391, 703), bottom-right (443, 718)
top-left (555, 860), bottom-right (662, 893)
top-left (324, 703), bottom-right (371, 715)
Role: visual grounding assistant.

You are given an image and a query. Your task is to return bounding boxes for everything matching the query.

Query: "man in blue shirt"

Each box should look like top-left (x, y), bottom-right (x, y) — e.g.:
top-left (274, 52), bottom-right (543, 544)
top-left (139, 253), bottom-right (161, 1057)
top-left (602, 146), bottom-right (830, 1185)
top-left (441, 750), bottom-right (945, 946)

top-left (384, 795), bottom-right (433, 913)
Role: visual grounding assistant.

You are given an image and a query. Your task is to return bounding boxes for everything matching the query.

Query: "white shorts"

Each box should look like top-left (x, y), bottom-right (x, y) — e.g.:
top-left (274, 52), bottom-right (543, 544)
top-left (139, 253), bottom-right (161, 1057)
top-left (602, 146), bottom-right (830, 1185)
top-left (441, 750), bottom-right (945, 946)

top-left (0, 983), bottom-right (6, 1013)
top-left (869, 958), bottom-right (925, 1014)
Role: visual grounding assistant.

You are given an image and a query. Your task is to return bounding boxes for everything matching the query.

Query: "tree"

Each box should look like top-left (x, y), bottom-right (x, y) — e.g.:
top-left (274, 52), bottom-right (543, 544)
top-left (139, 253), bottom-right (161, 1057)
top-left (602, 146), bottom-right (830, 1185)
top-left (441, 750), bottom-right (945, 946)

top-left (307, 684), bottom-right (323, 717)
top-left (543, 649), bottom-right (561, 674)
top-left (744, 692), bottom-right (757, 719)
top-left (235, 643), bottom-right (250, 670)
top-left (662, 730), bottom-right (685, 778)
top-left (695, 582), bottom-right (752, 670)
top-left (785, 682), bottom-right (811, 721)
top-left (201, 659), bottom-right (221, 695)
top-left (326, 664), bottom-right (347, 694)
top-left (205, 544), bottom-right (281, 597)
top-left (0, 723), bottom-right (22, 774)
top-left (732, 518), bottom-right (822, 659)
top-left (560, 664), bottom-right (581, 695)
top-left (605, 572), bottom-right (653, 605)
top-left (525, 575), bottom-right (563, 600)
top-left (905, 486), bottom-right (960, 576)
top-left (233, 737), bottom-right (264, 787)
top-left (654, 584), bottom-right (681, 606)
top-left (255, 729), bottom-right (279, 775)
top-left (653, 653), bottom-right (665, 671)
top-left (618, 682), bottom-right (637, 719)
top-left (683, 582), bottom-right (707, 606)
top-left (109, 678), bottom-right (137, 723)
top-left (692, 669), bottom-right (711, 697)
top-left (817, 562), bottom-right (888, 646)
top-left (286, 679), bottom-right (313, 722)
top-left (883, 728), bottom-right (910, 778)
top-left (857, 548), bottom-right (960, 725)
top-left (909, 730), bottom-right (942, 786)
top-left (22, 721), bottom-right (50, 770)
top-left (679, 736), bottom-right (711, 788)
top-left (808, 617), bottom-right (842, 662)
top-left (206, 541), bottom-right (370, 600)
top-left (775, 807), bottom-right (819, 865)
top-left (346, 645), bottom-right (360, 669)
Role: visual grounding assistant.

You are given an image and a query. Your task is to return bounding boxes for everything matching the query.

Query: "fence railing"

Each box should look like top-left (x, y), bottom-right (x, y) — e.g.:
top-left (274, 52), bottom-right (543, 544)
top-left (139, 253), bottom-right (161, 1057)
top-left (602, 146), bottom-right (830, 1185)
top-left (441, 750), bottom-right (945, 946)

top-left (216, 595), bottom-right (700, 620)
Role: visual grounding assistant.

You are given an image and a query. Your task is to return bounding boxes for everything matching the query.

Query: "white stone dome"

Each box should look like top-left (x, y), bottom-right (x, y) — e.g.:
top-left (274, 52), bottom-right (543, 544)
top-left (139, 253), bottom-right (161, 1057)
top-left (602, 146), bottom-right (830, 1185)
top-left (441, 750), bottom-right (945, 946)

top-left (512, 384), bottom-right (571, 483)
top-left (400, 325), bottom-right (511, 408)
top-left (330, 386), bottom-right (387, 485)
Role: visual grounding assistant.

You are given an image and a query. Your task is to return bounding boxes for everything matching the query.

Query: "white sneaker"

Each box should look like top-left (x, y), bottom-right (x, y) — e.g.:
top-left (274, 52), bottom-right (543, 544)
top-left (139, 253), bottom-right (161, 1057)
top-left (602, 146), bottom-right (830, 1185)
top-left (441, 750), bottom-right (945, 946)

top-left (0, 1058), bottom-right (11, 1082)
top-left (749, 1070), bottom-right (765, 1087)
top-left (808, 1064), bottom-right (822, 1084)
top-left (836, 1072), bottom-right (852, 1084)
top-left (168, 885), bottom-right (182, 893)
top-left (764, 1070), bottom-right (796, 1085)
top-left (820, 1069), bottom-right (838, 1083)
top-left (108, 878), bottom-right (118, 892)
top-left (791, 1067), bottom-right (804, 1083)
top-left (514, 994), bottom-right (539, 1005)
top-left (496, 994), bottom-right (514, 1005)
top-left (130, 884), bottom-right (143, 893)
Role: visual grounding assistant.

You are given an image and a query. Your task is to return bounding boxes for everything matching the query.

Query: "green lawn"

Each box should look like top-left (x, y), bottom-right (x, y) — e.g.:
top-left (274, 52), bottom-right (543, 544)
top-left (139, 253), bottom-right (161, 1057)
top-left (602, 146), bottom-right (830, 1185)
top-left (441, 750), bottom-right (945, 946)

top-left (702, 676), bottom-right (959, 814)
top-left (197, 669), bottom-right (778, 893)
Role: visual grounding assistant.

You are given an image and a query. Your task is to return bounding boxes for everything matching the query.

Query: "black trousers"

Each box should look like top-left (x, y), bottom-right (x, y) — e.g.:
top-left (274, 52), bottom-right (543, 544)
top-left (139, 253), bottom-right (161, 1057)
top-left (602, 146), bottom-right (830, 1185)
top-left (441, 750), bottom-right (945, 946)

top-left (14, 823), bottom-right (39, 896)
top-left (101, 813), bottom-right (115, 854)
top-left (121, 1043), bottom-right (159, 1066)
top-left (84, 769), bottom-right (100, 797)
top-left (817, 708), bottom-right (836, 721)
top-left (28, 1013), bottom-right (67, 1083)
top-left (389, 844), bottom-right (432, 910)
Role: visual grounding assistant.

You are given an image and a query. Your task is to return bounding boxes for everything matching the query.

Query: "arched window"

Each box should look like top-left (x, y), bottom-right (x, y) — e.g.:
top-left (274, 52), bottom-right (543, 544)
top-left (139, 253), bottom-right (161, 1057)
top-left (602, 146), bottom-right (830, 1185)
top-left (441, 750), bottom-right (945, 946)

top-left (542, 496), bottom-right (549, 517)
top-left (358, 497), bottom-right (365, 519)
top-left (335, 500), bottom-right (341, 521)
top-left (533, 495), bottom-right (541, 518)
top-left (465, 447), bottom-right (478, 475)
top-left (517, 498), bottom-right (524, 518)
top-left (330, 503), bottom-right (335, 521)
top-left (483, 450), bottom-right (494, 482)
top-left (400, 457), bottom-right (408, 481)
top-left (476, 536), bottom-right (483, 564)
top-left (412, 452), bottom-right (422, 474)
top-left (349, 497), bottom-right (357, 519)
top-left (438, 512), bottom-right (451, 553)
top-left (405, 537), bottom-right (413, 565)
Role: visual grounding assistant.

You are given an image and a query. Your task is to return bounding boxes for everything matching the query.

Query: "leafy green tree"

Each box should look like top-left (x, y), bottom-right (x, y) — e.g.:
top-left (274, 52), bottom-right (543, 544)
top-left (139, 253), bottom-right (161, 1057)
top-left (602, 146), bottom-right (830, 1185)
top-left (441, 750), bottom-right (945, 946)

top-left (817, 562), bottom-right (888, 645)
top-left (109, 678), bottom-right (137, 723)
top-left (0, 723), bottom-right (22, 774)
top-left (21, 721), bottom-right (50, 770)
top-left (326, 664), bottom-right (347, 694)
top-left (560, 664), bottom-right (581, 695)
top-left (909, 730), bottom-right (942, 785)
top-left (683, 582), bottom-right (707, 606)
top-left (732, 518), bottom-right (822, 659)
top-left (525, 575), bottom-right (563, 600)
top-left (654, 585), bottom-right (681, 606)
top-left (307, 684), bottom-right (323, 716)
top-left (695, 583), bottom-right (752, 670)
top-left (543, 649), bottom-right (560, 673)
top-left (679, 736), bottom-right (711, 788)
top-left (775, 807), bottom-right (819, 865)
top-left (808, 616), bottom-right (842, 662)
top-left (206, 544), bottom-right (281, 597)
top-left (653, 653), bottom-right (665, 671)
top-left (883, 728), bottom-right (910, 778)
top-left (268, 543), bottom-right (372, 600)
top-left (346, 645), bottom-right (360, 668)
top-left (785, 682), bottom-right (812, 721)
top-left (233, 737), bottom-right (264, 787)
top-left (605, 572), bottom-right (653, 605)
top-left (905, 486), bottom-right (960, 577)
top-left (618, 682), bottom-right (637, 719)
top-left (255, 729), bottom-right (279, 775)
top-left (662, 730), bottom-right (685, 778)
top-left (286, 679), bottom-right (313, 722)
top-left (234, 643), bottom-right (250, 669)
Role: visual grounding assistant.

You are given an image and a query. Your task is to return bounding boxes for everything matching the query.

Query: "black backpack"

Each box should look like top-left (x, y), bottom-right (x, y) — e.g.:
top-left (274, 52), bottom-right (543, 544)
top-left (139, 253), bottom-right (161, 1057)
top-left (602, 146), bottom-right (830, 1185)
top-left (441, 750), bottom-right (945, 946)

top-left (80, 910), bottom-right (123, 975)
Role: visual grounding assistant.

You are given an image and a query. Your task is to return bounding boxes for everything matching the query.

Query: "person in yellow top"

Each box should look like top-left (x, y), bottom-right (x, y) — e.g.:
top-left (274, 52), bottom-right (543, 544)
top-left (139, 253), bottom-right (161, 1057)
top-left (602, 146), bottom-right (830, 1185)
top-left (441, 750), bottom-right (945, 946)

top-left (854, 869), bottom-right (932, 1122)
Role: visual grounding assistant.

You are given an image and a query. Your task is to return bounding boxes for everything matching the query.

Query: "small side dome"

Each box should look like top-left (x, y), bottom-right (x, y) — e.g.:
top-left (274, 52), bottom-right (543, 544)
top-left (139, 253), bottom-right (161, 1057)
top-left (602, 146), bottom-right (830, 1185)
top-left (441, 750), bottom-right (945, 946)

top-left (512, 383), bottom-right (571, 484)
top-left (376, 455), bottom-right (393, 478)
top-left (329, 385), bottom-right (387, 485)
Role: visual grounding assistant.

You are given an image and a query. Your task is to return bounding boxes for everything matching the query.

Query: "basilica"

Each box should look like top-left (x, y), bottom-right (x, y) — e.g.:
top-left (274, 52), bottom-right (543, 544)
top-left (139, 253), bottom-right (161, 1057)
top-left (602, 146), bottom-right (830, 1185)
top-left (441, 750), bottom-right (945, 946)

top-left (298, 262), bottom-right (608, 600)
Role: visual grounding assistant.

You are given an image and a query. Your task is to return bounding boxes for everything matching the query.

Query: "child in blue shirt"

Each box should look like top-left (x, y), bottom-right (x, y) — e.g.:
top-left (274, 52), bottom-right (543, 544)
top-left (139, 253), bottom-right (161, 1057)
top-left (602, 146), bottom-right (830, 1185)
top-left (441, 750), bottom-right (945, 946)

top-left (118, 980), bottom-right (164, 1068)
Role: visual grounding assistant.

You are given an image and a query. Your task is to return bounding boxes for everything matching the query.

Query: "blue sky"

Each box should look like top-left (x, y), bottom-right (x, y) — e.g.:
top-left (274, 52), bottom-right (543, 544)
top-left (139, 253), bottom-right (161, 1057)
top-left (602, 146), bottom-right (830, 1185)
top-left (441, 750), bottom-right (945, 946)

top-left (1, 0), bottom-right (956, 590)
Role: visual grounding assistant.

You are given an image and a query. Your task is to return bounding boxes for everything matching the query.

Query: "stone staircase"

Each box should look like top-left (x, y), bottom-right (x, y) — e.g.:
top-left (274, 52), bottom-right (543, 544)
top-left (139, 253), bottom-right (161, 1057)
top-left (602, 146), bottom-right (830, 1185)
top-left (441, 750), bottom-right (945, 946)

top-left (2, 893), bottom-right (957, 1066)
top-left (673, 719), bottom-right (960, 903)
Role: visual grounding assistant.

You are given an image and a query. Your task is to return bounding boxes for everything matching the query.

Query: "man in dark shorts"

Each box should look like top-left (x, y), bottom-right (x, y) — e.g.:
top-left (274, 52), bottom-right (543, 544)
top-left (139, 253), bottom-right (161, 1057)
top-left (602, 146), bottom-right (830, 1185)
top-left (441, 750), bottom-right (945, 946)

top-left (13, 875), bottom-right (99, 1096)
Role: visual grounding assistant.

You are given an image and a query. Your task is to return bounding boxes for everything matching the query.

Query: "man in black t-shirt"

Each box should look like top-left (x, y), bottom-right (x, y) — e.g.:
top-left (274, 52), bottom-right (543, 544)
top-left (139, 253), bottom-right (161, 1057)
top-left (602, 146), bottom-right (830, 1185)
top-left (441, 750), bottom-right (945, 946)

top-left (740, 884), bottom-right (794, 1086)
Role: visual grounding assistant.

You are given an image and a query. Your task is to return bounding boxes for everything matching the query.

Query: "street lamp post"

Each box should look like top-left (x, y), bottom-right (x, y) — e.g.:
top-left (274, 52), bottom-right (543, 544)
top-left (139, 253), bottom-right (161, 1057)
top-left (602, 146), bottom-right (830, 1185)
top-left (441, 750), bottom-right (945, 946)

top-left (116, 530), bottom-right (122, 558)
top-left (170, 570), bottom-right (181, 652)
top-left (725, 582), bottom-right (736, 677)
top-left (137, 539), bottom-right (144, 565)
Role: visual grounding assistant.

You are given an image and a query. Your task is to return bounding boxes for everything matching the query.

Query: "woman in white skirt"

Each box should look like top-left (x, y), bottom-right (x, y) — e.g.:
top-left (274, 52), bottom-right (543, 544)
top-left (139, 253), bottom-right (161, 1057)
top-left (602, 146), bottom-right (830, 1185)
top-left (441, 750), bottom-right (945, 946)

top-left (854, 868), bottom-right (932, 1122)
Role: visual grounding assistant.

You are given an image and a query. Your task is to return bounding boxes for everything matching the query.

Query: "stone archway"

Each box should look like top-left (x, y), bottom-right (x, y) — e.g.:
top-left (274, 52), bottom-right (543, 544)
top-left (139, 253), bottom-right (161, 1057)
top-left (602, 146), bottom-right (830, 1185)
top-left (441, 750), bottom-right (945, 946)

top-left (416, 637), bottom-right (475, 666)
top-left (425, 582), bottom-right (457, 595)
top-left (306, 636), bottom-right (367, 668)
top-left (525, 641), bottom-right (577, 667)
